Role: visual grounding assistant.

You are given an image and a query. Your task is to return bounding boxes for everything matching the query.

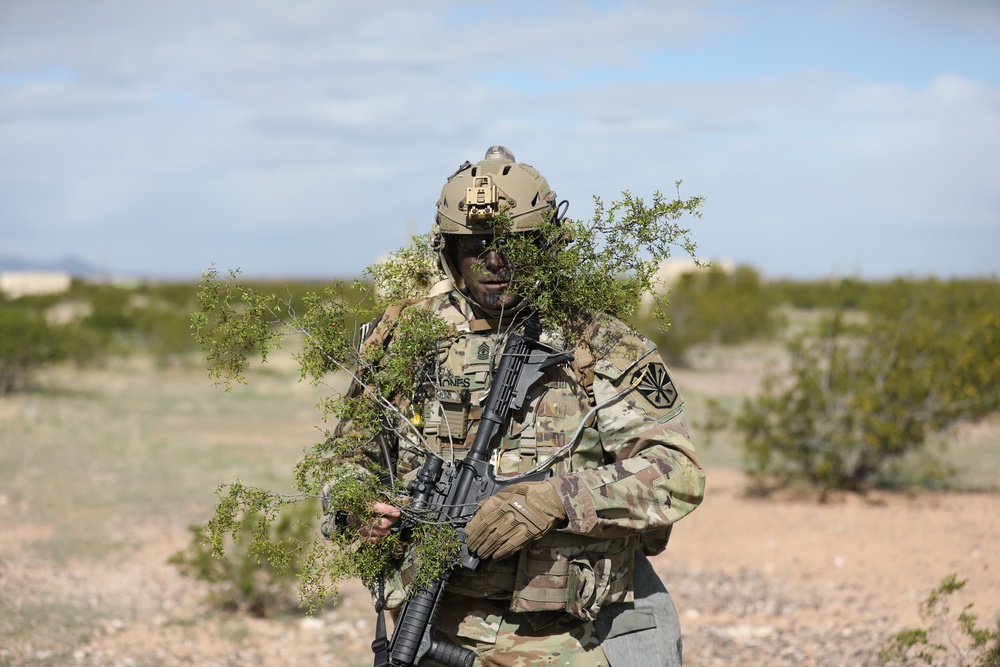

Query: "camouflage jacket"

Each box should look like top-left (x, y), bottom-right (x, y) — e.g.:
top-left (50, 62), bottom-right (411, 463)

top-left (360, 285), bottom-right (704, 633)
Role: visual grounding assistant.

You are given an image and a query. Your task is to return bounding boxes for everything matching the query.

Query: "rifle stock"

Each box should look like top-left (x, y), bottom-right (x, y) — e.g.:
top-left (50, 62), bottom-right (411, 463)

top-left (382, 319), bottom-right (570, 667)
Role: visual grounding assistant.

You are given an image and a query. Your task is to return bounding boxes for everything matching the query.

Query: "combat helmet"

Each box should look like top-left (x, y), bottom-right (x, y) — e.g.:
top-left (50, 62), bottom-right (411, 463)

top-left (431, 146), bottom-right (569, 304)
top-left (434, 146), bottom-right (560, 237)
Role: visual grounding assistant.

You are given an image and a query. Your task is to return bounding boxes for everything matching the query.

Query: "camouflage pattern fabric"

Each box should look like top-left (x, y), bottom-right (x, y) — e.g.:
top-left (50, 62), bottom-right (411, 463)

top-left (349, 285), bottom-right (705, 665)
top-left (431, 594), bottom-right (610, 667)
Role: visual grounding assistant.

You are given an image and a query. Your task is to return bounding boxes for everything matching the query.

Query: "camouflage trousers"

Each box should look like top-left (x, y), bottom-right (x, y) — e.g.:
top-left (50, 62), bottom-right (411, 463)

top-left (426, 553), bottom-right (681, 667)
top-left (430, 597), bottom-right (610, 667)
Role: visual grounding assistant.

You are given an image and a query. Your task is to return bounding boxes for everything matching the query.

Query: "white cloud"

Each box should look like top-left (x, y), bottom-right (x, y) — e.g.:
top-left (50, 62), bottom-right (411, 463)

top-left (0, 0), bottom-right (997, 278)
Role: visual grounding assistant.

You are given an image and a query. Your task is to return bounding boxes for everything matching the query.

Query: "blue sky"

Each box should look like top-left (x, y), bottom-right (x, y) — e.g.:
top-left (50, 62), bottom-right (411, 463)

top-left (1, 0), bottom-right (998, 280)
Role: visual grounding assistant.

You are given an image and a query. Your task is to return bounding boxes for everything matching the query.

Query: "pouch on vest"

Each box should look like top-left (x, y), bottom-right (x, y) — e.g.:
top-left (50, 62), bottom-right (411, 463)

top-left (508, 532), bottom-right (636, 623)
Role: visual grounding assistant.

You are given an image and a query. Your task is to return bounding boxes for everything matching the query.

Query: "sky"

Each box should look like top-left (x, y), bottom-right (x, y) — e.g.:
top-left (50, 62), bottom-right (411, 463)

top-left (1, 0), bottom-right (998, 281)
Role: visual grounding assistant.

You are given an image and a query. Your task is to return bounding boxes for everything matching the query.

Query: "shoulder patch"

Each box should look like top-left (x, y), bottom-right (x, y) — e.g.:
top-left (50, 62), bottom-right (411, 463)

top-left (630, 361), bottom-right (678, 410)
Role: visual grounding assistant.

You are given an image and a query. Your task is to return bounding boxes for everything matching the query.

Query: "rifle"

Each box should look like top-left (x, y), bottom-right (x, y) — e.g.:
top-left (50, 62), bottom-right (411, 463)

top-left (375, 317), bottom-right (571, 667)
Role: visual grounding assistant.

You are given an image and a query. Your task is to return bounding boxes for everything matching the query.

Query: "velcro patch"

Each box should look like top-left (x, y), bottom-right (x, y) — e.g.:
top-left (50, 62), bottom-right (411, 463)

top-left (630, 362), bottom-right (678, 410)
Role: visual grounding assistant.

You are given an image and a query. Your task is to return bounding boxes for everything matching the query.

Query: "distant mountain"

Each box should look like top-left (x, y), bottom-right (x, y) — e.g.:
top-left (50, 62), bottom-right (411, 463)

top-left (0, 255), bottom-right (102, 278)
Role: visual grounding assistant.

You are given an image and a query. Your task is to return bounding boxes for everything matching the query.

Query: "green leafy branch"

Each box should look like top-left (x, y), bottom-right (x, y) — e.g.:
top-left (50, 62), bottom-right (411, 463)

top-left (491, 184), bottom-right (704, 340)
top-left (168, 496), bottom-right (319, 617)
top-left (192, 266), bottom-right (300, 390)
top-left (187, 188), bottom-right (704, 608)
top-left (189, 265), bottom-right (460, 605)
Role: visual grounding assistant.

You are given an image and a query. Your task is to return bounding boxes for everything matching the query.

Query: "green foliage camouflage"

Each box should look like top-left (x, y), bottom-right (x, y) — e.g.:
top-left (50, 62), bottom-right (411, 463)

top-left (735, 279), bottom-right (1000, 495)
top-left (189, 188), bottom-right (704, 608)
top-left (492, 187), bottom-right (704, 340)
top-left (879, 574), bottom-right (1000, 667)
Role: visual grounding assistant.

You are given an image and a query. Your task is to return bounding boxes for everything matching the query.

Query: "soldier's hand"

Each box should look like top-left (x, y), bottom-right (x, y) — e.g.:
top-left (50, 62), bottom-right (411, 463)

top-left (466, 481), bottom-right (567, 560)
top-left (320, 484), bottom-right (401, 543)
top-left (357, 501), bottom-right (401, 543)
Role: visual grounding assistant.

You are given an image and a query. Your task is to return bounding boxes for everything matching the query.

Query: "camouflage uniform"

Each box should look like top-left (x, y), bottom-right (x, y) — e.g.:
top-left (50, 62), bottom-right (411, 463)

top-left (369, 283), bottom-right (705, 667)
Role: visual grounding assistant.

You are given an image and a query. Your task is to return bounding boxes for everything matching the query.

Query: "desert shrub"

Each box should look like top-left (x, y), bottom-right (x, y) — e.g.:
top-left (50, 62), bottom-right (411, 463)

top-left (168, 499), bottom-right (318, 617)
top-left (766, 277), bottom-right (1000, 314)
top-left (131, 306), bottom-right (197, 360)
top-left (127, 285), bottom-right (203, 361)
top-left (735, 281), bottom-right (1000, 494)
top-left (767, 277), bottom-right (872, 310)
top-left (49, 285), bottom-right (136, 360)
top-left (130, 280), bottom-right (345, 362)
top-left (0, 305), bottom-right (64, 394)
top-left (54, 282), bottom-right (204, 362)
top-left (0, 279), bottom-right (364, 387)
top-left (879, 574), bottom-right (1000, 667)
top-left (641, 264), bottom-right (781, 362)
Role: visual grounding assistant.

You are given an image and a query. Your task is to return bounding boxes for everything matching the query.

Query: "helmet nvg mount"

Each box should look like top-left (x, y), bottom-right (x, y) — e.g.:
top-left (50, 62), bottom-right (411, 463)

top-left (434, 146), bottom-right (559, 236)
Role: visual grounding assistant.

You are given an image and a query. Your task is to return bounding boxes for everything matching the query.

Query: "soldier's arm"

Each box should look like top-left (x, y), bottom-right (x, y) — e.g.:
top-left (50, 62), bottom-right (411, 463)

top-left (320, 310), bottom-right (403, 539)
top-left (549, 332), bottom-right (705, 538)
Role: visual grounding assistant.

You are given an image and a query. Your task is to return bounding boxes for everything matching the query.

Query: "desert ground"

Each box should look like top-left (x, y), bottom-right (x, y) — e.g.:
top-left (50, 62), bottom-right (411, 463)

top-left (2, 352), bottom-right (998, 667)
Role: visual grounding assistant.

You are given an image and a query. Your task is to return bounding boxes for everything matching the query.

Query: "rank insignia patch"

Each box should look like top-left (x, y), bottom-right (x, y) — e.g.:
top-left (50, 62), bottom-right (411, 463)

top-left (477, 342), bottom-right (491, 361)
top-left (631, 362), bottom-right (678, 409)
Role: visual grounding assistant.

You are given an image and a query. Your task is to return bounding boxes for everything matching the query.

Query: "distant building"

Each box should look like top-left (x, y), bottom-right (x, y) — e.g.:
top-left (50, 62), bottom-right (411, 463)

top-left (0, 271), bottom-right (72, 299)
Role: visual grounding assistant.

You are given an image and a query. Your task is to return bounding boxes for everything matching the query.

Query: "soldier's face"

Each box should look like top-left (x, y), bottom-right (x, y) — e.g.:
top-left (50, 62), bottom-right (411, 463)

top-left (453, 234), bottom-right (523, 311)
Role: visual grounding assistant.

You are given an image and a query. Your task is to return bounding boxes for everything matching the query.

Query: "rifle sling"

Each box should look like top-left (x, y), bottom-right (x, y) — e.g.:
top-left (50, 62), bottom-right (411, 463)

top-left (372, 575), bottom-right (389, 667)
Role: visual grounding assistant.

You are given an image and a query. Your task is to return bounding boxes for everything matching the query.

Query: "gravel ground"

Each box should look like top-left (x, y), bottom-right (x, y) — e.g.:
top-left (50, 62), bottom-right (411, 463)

top-left (3, 468), bottom-right (998, 667)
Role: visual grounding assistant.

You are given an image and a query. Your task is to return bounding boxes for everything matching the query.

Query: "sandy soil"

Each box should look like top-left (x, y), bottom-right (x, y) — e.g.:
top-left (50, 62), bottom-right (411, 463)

top-left (2, 356), bottom-right (997, 666)
top-left (3, 466), bottom-right (998, 667)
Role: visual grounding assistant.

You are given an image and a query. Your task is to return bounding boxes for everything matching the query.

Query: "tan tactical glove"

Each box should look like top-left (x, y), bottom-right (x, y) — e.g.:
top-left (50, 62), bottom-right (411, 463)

top-left (465, 480), bottom-right (567, 560)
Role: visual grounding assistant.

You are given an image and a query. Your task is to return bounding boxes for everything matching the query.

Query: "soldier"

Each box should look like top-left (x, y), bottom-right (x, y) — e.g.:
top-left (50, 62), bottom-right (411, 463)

top-left (327, 146), bottom-right (705, 667)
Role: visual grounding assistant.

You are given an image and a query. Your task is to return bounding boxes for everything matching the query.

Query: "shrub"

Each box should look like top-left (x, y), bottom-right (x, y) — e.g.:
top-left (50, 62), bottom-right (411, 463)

top-left (879, 574), bottom-right (1000, 667)
top-left (0, 279), bottom-right (357, 389)
top-left (767, 277), bottom-right (871, 310)
top-left (735, 281), bottom-right (1000, 494)
top-left (640, 264), bottom-right (781, 363)
top-left (168, 499), bottom-right (318, 617)
top-left (52, 282), bottom-right (206, 363)
top-left (0, 305), bottom-right (63, 394)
